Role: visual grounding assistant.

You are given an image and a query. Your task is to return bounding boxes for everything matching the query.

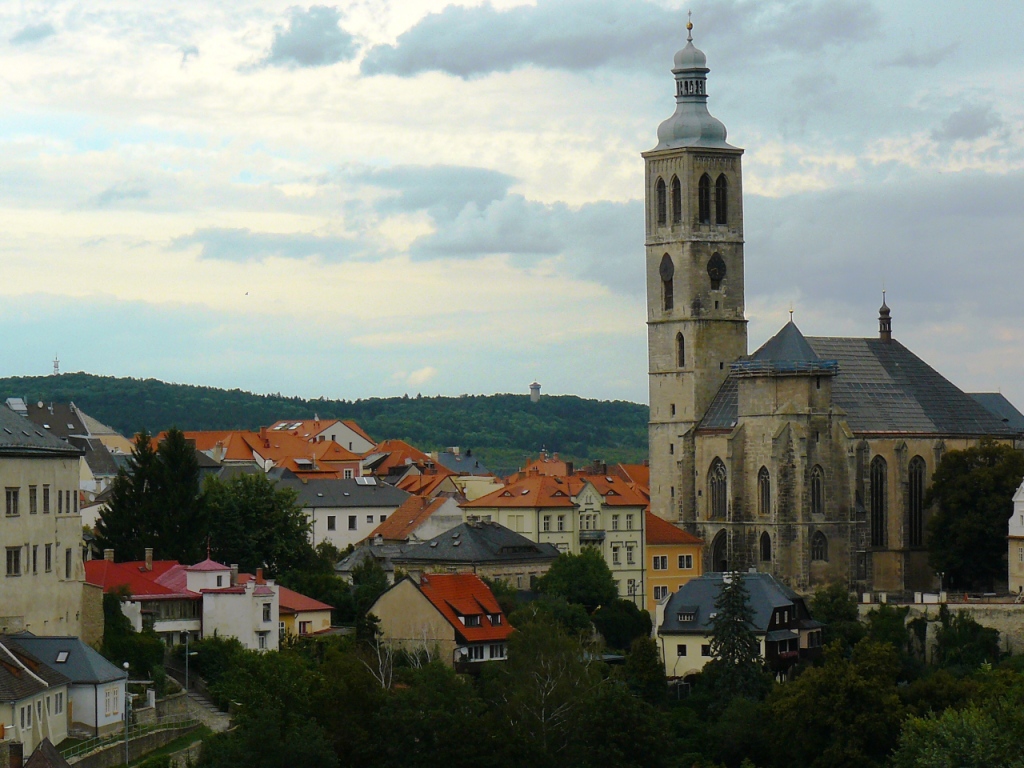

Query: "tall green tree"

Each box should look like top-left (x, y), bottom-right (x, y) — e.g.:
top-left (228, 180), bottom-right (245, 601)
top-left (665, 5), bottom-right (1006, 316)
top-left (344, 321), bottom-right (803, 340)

top-left (701, 572), bottom-right (770, 704)
top-left (811, 582), bottom-right (865, 650)
top-left (205, 472), bottom-right (312, 575)
top-left (933, 605), bottom-right (1001, 670)
top-left (592, 599), bottom-right (652, 651)
top-left (535, 547), bottom-right (617, 612)
top-left (96, 428), bottom-right (207, 562)
top-left (927, 438), bottom-right (1024, 590)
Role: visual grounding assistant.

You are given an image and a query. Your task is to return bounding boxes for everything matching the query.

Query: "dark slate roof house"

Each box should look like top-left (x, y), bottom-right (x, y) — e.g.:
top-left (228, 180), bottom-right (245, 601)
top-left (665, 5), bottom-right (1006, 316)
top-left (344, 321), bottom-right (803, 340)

top-left (399, 521), bottom-right (560, 567)
top-left (656, 572), bottom-right (822, 679)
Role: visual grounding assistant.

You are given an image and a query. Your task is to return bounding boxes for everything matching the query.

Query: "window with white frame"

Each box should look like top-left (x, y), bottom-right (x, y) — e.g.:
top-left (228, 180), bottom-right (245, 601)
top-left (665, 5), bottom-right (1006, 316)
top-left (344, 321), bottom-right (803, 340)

top-left (557, 515), bottom-right (565, 532)
top-left (5, 488), bottom-right (18, 517)
top-left (6, 547), bottom-right (21, 576)
top-left (653, 555), bottom-right (668, 570)
top-left (678, 554), bottom-right (693, 569)
top-left (542, 515), bottom-right (551, 532)
top-left (327, 516), bottom-right (336, 531)
top-left (676, 644), bottom-right (687, 657)
top-left (262, 603), bottom-right (271, 622)
top-left (626, 514), bottom-right (634, 530)
top-left (626, 546), bottom-right (635, 565)
top-left (489, 643), bottom-right (506, 659)
top-left (348, 515), bottom-right (357, 530)
top-left (654, 585), bottom-right (669, 600)
top-left (612, 547), bottom-right (620, 565)
top-left (258, 632), bottom-right (268, 650)
top-left (468, 645), bottom-right (484, 660)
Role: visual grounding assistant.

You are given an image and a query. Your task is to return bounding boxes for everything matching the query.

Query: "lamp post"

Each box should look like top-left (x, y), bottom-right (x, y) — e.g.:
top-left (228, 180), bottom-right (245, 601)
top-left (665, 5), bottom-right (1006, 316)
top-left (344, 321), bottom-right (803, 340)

top-left (123, 662), bottom-right (130, 768)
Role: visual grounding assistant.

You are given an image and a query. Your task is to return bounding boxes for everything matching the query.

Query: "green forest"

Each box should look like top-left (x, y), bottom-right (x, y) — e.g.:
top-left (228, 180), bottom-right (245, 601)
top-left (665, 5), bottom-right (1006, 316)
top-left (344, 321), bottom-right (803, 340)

top-left (0, 372), bottom-right (648, 474)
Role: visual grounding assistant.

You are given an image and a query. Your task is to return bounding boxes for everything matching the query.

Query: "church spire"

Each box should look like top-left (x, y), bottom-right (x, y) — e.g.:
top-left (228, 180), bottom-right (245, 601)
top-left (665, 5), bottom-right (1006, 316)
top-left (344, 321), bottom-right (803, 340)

top-left (879, 291), bottom-right (892, 342)
top-left (654, 16), bottom-right (734, 150)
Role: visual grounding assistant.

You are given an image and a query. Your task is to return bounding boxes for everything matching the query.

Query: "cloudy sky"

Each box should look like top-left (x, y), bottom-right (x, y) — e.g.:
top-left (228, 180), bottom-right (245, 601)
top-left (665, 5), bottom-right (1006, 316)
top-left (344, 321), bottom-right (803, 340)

top-left (1, 1), bottom-right (1022, 408)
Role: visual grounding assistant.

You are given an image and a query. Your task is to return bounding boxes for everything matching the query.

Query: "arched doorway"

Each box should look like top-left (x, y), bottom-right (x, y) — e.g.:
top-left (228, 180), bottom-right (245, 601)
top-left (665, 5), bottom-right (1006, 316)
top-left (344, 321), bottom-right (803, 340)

top-left (711, 531), bottom-right (728, 572)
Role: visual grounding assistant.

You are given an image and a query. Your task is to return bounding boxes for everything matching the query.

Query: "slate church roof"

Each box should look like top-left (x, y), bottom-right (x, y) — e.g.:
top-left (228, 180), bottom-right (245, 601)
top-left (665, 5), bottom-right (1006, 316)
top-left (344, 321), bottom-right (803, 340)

top-left (698, 321), bottom-right (1017, 438)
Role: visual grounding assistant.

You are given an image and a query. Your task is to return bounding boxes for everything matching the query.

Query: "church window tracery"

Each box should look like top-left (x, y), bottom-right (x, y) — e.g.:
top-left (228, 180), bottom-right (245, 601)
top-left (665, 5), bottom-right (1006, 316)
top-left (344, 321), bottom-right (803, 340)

top-left (698, 174), bottom-right (711, 224)
top-left (811, 532), bottom-right (828, 561)
top-left (676, 333), bottom-right (685, 367)
top-left (709, 459), bottom-right (727, 519)
top-left (810, 465), bottom-right (825, 516)
top-left (870, 456), bottom-right (887, 547)
top-left (715, 174), bottom-right (728, 224)
top-left (656, 178), bottom-right (667, 226)
top-left (757, 467), bottom-right (770, 516)
top-left (707, 253), bottom-right (726, 290)
top-left (759, 532), bottom-right (772, 562)
top-left (671, 176), bottom-right (682, 224)
top-left (909, 456), bottom-right (926, 548)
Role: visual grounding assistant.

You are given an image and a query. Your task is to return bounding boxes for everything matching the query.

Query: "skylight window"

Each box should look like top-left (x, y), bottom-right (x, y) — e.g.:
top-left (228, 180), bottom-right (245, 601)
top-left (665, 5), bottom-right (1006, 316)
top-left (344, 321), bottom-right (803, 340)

top-left (521, 489), bottom-right (529, 495)
top-left (55, 651), bottom-right (69, 663)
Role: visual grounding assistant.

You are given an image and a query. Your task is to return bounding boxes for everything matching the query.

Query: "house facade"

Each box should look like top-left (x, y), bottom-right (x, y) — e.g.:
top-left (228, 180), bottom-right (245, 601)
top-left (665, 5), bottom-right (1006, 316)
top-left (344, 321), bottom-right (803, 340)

top-left (0, 407), bottom-right (88, 639)
top-left (655, 572), bottom-right (822, 682)
top-left (1009, 480), bottom-right (1024, 595)
top-left (0, 637), bottom-right (71, 755)
top-left (278, 587), bottom-right (332, 638)
top-left (645, 511), bottom-right (703, 614)
top-left (369, 573), bottom-right (513, 666)
top-left (462, 475), bottom-right (646, 604)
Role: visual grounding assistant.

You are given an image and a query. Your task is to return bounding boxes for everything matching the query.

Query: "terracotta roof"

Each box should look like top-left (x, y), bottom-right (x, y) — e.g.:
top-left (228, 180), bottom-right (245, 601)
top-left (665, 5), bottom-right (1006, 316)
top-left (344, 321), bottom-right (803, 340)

top-left (371, 496), bottom-right (450, 542)
top-left (186, 558), bottom-right (230, 572)
top-left (266, 419), bottom-right (375, 447)
top-left (364, 439), bottom-right (431, 476)
top-left (416, 574), bottom-right (513, 644)
top-left (462, 474), bottom-right (647, 509)
top-left (645, 511), bottom-right (703, 546)
top-left (84, 559), bottom-right (197, 600)
top-left (615, 463), bottom-right (650, 490)
top-left (278, 586), bottom-right (333, 615)
top-left (395, 470), bottom-right (454, 497)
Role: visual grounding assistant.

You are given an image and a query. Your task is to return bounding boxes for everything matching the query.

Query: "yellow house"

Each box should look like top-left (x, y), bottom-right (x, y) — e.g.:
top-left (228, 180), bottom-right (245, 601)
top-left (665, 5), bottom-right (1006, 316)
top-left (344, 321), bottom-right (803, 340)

top-left (646, 510), bottom-right (703, 614)
top-left (278, 586), bottom-right (333, 637)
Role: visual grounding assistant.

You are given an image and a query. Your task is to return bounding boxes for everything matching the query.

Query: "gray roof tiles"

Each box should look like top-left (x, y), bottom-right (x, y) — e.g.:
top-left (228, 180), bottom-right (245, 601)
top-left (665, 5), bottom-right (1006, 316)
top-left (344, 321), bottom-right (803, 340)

top-left (659, 572), bottom-right (799, 635)
top-left (970, 393), bottom-right (1024, 434)
top-left (277, 475), bottom-right (411, 509)
top-left (7, 634), bottom-right (127, 685)
top-left (699, 331), bottom-right (1017, 437)
top-left (0, 407), bottom-right (82, 458)
top-left (0, 638), bottom-right (72, 702)
top-left (399, 521), bottom-right (560, 565)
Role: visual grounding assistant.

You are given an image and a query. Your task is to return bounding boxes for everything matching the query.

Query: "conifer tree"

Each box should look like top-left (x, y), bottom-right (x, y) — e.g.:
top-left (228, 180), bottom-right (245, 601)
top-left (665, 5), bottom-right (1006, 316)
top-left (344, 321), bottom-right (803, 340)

top-left (702, 571), bottom-right (770, 705)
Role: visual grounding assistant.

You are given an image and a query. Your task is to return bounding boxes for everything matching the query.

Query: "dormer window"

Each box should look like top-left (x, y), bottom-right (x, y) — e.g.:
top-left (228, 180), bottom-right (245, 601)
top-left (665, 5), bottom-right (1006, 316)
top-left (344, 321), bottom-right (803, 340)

top-left (464, 615), bottom-right (482, 628)
top-left (678, 612), bottom-right (695, 622)
top-left (490, 613), bottom-right (502, 626)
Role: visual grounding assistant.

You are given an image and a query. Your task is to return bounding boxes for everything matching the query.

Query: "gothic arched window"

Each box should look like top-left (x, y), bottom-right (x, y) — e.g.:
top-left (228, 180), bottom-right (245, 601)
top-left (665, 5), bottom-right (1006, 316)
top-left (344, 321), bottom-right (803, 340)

top-left (671, 176), bottom-right (682, 224)
top-left (757, 466), bottom-right (771, 516)
top-left (656, 177), bottom-right (667, 226)
top-left (698, 174), bottom-right (711, 224)
top-left (709, 458), bottom-right (727, 519)
top-left (660, 253), bottom-right (674, 311)
top-left (870, 456), bottom-right (887, 547)
top-left (810, 465), bottom-right (825, 516)
top-left (759, 531), bottom-right (772, 562)
top-left (676, 333), bottom-right (685, 368)
top-left (711, 531), bottom-right (728, 572)
top-left (909, 456), bottom-right (926, 548)
top-left (715, 174), bottom-right (728, 224)
top-left (811, 531), bottom-right (828, 561)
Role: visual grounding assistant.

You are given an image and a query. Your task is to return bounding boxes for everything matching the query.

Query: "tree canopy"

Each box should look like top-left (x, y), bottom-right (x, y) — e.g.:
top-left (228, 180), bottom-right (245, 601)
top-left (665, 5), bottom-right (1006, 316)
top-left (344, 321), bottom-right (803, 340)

top-left (926, 438), bottom-right (1024, 590)
top-left (702, 571), bottom-right (770, 705)
top-left (535, 548), bottom-right (618, 612)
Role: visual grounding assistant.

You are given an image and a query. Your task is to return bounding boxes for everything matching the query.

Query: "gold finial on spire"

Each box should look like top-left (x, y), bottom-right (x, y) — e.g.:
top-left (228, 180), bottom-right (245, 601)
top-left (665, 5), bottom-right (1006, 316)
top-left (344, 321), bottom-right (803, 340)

top-left (789, 303), bottom-right (794, 322)
top-left (687, 10), bottom-right (693, 41)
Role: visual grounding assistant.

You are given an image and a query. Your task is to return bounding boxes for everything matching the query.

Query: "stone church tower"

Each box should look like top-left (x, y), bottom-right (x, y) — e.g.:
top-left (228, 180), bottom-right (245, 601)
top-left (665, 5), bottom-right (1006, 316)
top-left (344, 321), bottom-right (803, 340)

top-left (644, 27), bottom-right (1018, 594)
top-left (644, 24), bottom-right (746, 524)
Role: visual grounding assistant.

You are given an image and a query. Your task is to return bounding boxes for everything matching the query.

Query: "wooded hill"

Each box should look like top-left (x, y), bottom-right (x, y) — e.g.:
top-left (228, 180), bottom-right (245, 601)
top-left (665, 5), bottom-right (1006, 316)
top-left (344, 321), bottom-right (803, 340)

top-left (0, 373), bottom-right (649, 475)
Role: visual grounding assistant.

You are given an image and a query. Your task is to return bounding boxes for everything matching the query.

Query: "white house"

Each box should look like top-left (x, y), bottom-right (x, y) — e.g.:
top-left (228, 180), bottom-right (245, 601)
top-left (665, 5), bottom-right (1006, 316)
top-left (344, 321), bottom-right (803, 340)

top-left (1009, 480), bottom-right (1024, 595)
top-left (267, 419), bottom-right (376, 454)
top-left (7, 633), bottom-right (127, 738)
top-left (198, 565), bottom-right (280, 653)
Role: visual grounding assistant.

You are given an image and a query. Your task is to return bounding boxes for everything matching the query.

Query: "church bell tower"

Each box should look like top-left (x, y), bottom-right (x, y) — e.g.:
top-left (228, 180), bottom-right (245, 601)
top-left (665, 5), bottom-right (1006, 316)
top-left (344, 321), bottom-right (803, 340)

top-left (644, 21), bottom-right (747, 522)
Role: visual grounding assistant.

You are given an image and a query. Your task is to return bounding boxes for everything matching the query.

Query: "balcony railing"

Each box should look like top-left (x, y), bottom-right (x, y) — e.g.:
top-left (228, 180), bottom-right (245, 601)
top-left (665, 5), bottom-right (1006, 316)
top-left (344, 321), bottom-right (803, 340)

top-left (579, 530), bottom-right (606, 542)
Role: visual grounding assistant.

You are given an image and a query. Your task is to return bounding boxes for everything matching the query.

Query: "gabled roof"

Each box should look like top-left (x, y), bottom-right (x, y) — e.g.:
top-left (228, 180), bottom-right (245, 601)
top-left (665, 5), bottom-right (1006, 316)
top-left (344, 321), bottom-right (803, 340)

top-left (659, 573), bottom-right (800, 635)
top-left (970, 393), bottom-right (1024, 434)
top-left (274, 475), bottom-right (411, 509)
top-left (399, 521), bottom-right (560, 565)
top-left (0, 405), bottom-right (83, 458)
top-left (0, 638), bottom-right (71, 702)
top-left (186, 558), bottom-right (230, 572)
top-left (416, 574), bottom-right (514, 644)
top-left (25, 737), bottom-right (73, 768)
top-left (646, 511), bottom-right (703, 546)
top-left (462, 474), bottom-right (647, 509)
top-left (371, 496), bottom-right (451, 542)
top-left (699, 333), bottom-right (1017, 437)
top-left (364, 439), bottom-right (432, 477)
top-left (433, 451), bottom-right (491, 477)
top-left (395, 470), bottom-right (455, 497)
top-left (278, 586), bottom-right (333, 615)
top-left (8, 634), bottom-right (127, 685)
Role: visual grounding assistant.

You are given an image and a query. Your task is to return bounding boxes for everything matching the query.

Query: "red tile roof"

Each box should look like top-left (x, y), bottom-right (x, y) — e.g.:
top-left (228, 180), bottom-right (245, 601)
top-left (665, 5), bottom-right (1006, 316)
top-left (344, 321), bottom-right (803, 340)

top-left (645, 511), bottom-right (704, 546)
top-left (395, 471), bottom-right (454, 498)
top-left (417, 574), bottom-right (513, 644)
top-left (367, 439), bottom-right (431, 475)
top-left (370, 496), bottom-right (449, 542)
top-left (278, 586), bottom-right (333, 615)
top-left (84, 559), bottom-right (197, 600)
top-left (186, 558), bottom-right (230, 572)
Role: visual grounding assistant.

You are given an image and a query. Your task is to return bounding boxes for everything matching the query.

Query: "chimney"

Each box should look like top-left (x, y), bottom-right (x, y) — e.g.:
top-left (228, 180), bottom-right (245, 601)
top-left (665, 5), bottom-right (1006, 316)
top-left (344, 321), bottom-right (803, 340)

top-left (255, 567), bottom-right (264, 585)
top-left (144, 548), bottom-right (153, 571)
top-left (230, 564), bottom-right (239, 586)
top-left (104, 549), bottom-right (114, 562)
